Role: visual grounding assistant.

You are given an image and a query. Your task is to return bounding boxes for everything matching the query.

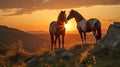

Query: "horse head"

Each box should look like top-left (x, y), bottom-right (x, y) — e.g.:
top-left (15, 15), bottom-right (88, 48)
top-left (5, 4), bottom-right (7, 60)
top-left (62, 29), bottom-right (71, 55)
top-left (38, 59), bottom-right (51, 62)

top-left (57, 10), bottom-right (68, 25)
top-left (67, 9), bottom-right (84, 21)
top-left (67, 9), bottom-right (75, 21)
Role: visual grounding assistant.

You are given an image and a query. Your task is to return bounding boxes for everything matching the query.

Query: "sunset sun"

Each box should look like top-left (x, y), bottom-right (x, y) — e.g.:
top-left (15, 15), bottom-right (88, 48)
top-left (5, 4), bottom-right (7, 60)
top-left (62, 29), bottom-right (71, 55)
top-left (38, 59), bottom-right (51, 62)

top-left (65, 24), bottom-right (68, 29)
top-left (65, 23), bottom-right (71, 32)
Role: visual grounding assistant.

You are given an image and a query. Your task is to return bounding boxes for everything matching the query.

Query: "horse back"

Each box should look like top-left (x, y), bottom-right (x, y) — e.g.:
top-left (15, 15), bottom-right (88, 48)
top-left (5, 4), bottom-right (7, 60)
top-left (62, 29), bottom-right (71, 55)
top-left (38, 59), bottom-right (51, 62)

top-left (86, 18), bottom-right (100, 32)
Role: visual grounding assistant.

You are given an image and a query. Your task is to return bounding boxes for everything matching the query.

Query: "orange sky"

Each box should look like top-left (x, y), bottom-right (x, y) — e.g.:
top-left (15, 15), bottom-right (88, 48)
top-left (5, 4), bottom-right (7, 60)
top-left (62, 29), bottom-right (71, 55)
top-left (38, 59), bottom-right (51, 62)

top-left (0, 0), bottom-right (120, 32)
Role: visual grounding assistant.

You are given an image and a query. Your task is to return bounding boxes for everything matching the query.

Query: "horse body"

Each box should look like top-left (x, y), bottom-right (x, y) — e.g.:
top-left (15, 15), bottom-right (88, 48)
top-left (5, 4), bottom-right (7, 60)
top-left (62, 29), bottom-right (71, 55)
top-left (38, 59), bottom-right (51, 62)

top-left (49, 11), bottom-right (67, 50)
top-left (67, 10), bottom-right (101, 43)
top-left (50, 21), bottom-right (65, 35)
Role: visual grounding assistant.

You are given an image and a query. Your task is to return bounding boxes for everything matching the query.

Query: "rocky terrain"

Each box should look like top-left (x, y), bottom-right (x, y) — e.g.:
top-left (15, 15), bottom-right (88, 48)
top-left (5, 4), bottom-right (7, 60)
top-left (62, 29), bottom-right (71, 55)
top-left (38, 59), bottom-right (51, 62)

top-left (88, 22), bottom-right (120, 56)
top-left (86, 22), bottom-right (120, 67)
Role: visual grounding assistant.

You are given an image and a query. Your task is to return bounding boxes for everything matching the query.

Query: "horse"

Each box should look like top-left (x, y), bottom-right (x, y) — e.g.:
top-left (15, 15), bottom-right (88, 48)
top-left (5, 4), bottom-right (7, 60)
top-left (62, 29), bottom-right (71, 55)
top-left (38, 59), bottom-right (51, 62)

top-left (67, 9), bottom-right (101, 44)
top-left (49, 11), bottom-right (67, 50)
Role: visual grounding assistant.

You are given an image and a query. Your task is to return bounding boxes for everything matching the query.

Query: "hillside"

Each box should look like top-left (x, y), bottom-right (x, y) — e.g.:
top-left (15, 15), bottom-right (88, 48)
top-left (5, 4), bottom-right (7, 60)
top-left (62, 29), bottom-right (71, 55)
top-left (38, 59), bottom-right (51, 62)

top-left (0, 26), bottom-right (47, 53)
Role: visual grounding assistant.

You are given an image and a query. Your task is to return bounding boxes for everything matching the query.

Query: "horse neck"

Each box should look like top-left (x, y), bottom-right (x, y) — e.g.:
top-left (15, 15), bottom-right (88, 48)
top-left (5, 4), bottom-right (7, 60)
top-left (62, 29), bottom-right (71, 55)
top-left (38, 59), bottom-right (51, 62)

top-left (74, 13), bottom-right (86, 24)
top-left (57, 13), bottom-right (65, 27)
top-left (57, 20), bottom-right (65, 27)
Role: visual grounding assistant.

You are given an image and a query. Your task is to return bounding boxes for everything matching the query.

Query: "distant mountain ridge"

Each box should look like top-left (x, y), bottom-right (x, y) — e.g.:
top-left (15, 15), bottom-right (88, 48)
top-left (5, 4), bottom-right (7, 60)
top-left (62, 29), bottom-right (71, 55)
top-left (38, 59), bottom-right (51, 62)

top-left (0, 25), bottom-right (46, 52)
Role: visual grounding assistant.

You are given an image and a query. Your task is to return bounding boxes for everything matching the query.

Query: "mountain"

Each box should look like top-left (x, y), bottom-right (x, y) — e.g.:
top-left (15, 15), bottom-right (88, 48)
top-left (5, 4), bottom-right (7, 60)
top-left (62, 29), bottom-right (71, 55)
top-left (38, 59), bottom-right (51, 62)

top-left (0, 26), bottom-right (47, 53)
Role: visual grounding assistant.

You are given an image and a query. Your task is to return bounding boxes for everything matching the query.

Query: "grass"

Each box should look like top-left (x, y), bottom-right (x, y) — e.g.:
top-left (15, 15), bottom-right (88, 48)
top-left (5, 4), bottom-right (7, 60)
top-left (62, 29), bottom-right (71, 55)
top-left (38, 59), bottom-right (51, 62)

top-left (0, 42), bottom-right (94, 67)
top-left (2, 41), bottom-right (120, 67)
top-left (91, 46), bottom-right (120, 67)
top-left (93, 57), bottom-right (120, 67)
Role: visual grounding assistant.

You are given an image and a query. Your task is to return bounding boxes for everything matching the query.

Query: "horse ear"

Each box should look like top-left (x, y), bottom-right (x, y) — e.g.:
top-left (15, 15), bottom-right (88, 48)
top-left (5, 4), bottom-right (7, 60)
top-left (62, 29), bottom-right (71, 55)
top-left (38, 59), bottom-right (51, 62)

top-left (61, 11), bottom-right (65, 13)
top-left (61, 10), bottom-right (65, 13)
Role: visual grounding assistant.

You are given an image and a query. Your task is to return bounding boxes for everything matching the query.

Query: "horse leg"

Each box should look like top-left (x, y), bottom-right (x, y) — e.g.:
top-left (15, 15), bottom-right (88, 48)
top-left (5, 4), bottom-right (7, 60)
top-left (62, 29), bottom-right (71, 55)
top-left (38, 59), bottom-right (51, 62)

top-left (77, 27), bottom-right (84, 43)
top-left (79, 31), bottom-right (84, 44)
top-left (50, 35), bottom-right (54, 50)
top-left (78, 30), bottom-right (84, 52)
top-left (79, 32), bottom-right (84, 52)
top-left (58, 35), bottom-right (61, 48)
top-left (93, 30), bottom-right (98, 43)
top-left (62, 34), bottom-right (65, 48)
top-left (54, 35), bottom-right (58, 49)
top-left (83, 32), bottom-right (86, 44)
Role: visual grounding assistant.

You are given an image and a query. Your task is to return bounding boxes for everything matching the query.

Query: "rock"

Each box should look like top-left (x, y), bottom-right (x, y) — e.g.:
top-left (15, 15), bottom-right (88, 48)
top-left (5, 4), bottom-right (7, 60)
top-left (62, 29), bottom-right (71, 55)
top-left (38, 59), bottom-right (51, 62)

top-left (55, 48), bottom-right (74, 58)
top-left (97, 22), bottom-right (120, 48)
top-left (55, 48), bottom-right (67, 54)
top-left (46, 53), bottom-right (58, 62)
top-left (61, 51), bottom-right (74, 57)
top-left (25, 48), bottom-right (74, 64)
top-left (42, 48), bottom-right (74, 62)
top-left (114, 22), bottom-right (120, 27)
top-left (88, 22), bottom-right (120, 58)
top-left (39, 58), bottom-right (45, 62)
top-left (25, 56), bottom-right (37, 64)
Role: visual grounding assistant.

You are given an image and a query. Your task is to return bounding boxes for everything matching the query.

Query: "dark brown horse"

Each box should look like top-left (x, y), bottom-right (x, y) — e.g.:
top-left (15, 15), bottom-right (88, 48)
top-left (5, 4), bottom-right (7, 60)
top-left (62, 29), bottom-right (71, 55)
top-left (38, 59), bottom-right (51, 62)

top-left (67, 10), bottom-right (101, 43)
top-left (49, 11), bottom-right (67, 50)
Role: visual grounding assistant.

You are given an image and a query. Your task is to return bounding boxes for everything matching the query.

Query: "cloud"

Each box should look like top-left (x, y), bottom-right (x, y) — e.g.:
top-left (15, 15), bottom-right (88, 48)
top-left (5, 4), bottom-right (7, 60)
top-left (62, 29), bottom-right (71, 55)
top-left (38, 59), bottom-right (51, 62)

top-left (43, 0), bottom-right (50, 3)
top-left (103, 18), bottom-right (120, 22)
top-left (0, 0), bottom-right (120, 16)
top-left (103, 19), bottom-right (114, 22)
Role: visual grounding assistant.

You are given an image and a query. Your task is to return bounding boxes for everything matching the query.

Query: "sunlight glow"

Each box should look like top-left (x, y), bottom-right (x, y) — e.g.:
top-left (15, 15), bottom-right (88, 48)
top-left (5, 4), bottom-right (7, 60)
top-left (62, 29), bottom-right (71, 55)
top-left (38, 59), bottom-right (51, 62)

top-left (65, 24), bottom-right (70, 32)
top-left (64, 19), bottom-right (77, 32)
top-left (65, 24), bottom-right (68, 29)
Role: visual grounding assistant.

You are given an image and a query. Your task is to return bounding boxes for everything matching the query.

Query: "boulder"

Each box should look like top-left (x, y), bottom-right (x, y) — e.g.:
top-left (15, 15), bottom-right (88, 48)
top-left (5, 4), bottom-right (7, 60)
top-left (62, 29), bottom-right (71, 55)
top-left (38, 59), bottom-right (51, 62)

top-left (26, 48), bottom-right (74, 63)
top-left (96, 22), bottom-right (120, 48)
top-left (46, 53), bottom-right (58, 62)
top-left (61, 51), bottom-right (74, 58)
top-left (88, 22), bottom-right (120, 57)
top-left (55, 48), bottom-right (74, 58)
top-left (55, 48), bottom-right (67, 54)
top-left (46, 48), bottom-right (74, 61)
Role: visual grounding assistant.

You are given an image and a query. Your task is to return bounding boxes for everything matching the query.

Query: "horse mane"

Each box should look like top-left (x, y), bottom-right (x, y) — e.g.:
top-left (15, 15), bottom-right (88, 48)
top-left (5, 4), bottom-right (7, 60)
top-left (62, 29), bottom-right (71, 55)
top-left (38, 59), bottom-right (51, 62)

top-left (71, 10), bottom-right (85, 20)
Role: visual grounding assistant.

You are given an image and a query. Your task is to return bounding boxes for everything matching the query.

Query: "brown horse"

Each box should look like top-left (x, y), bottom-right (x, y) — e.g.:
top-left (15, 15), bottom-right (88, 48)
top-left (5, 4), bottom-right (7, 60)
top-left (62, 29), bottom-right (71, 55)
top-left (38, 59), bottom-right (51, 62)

top-left (49, 11), bottom-right (67, 50)
top-left (67, 9), bottom-right (101, 43)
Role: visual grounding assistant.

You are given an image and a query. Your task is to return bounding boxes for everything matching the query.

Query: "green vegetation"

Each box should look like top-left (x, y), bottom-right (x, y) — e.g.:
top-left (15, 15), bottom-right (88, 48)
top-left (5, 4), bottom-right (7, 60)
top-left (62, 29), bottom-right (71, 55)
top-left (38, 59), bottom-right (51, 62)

top-left (92, 46), bottom-right (120, 67)
top-left (93, 57), bottom-right (120, 67)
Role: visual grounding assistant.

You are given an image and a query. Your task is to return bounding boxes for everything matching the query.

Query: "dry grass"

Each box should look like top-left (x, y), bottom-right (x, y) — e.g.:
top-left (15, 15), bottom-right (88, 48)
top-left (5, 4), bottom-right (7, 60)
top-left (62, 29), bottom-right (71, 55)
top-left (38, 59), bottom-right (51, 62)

top-left (0, 41), bottom-right (31, 67)
top-left (0, 40), bottom-right (95, 67)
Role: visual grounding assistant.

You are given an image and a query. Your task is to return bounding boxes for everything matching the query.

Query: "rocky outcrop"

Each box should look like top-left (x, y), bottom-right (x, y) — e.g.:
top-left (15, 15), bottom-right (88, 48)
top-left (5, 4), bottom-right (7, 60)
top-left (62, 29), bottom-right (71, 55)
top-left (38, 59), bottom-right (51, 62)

top-left (26, 48), bottom-right (74, 64)
top-left (96, 22), bottom-right (120, 48)
top-left (88, 22), bottom-right (120, 59)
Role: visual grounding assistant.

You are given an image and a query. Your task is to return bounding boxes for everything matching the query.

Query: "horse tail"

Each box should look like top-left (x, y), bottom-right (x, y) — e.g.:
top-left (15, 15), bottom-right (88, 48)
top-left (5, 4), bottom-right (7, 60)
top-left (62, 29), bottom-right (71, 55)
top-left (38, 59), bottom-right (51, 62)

top-left (97, 22), bottom-right (101, 40)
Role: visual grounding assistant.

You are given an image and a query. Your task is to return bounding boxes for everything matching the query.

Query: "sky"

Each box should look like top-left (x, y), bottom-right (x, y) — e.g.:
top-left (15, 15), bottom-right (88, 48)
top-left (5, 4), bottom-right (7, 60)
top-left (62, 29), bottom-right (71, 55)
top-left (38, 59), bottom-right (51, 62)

top-left (0, 0), bottom-right (120, 32)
